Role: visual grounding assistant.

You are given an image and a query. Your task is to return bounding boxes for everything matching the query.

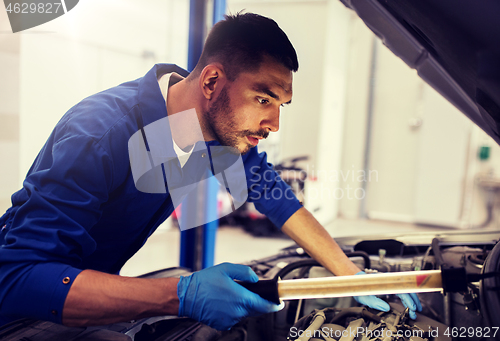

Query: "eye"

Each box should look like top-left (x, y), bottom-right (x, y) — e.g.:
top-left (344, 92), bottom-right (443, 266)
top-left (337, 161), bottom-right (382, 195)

top-left (257, 98), bottom-right (269, 105)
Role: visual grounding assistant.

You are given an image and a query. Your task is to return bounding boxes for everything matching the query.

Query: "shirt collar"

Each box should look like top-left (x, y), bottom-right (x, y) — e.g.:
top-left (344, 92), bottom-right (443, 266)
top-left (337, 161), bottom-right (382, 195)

top-left (138, 64), bottom-right (190, 127)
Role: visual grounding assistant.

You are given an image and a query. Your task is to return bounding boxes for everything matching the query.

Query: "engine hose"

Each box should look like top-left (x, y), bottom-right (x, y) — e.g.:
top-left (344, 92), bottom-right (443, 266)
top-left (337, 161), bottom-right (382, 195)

top-left (432, 238), bottom-right (452, 326)
top-left (291, 308), bottom-right (381, 341)
top-left (431, 238), bottom-right (447, 269)
top-left (247, 247), bottom-right (309, 265)
top-left (273, 252), bottom-right (371, 280)
top-left (274, 259), bottom-right (320, 280)
top-left (347, 251), bottom-right (371, 269)
top-left (295, 310), bottom-right (326, 341)
top-left (329, 307), bottom-right (382, 324)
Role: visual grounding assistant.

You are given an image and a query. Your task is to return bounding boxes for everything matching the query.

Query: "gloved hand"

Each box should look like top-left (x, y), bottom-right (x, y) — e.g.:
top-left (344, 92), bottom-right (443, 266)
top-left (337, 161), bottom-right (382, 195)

top-left (353, 271), bottom-right (422, 320)
top-left (177, 262), bottom-right (283, 330)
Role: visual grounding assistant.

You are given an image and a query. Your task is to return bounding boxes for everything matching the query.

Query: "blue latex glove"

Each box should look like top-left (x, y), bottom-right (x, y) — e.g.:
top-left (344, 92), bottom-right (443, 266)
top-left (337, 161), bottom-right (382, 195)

top-left (353, 271), bottom-right (422, 320)
top-left (177, 263), bottom-right (283, 330)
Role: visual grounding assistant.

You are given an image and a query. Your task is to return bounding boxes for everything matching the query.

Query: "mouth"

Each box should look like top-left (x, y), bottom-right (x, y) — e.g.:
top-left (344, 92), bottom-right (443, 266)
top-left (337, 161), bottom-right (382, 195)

top-left (246, 136), bottom-right (261, 146)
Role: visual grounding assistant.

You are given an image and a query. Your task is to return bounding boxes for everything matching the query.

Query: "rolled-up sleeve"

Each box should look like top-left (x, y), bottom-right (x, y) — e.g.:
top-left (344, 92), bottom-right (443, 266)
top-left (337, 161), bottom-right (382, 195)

top-left (243, 148), bottom-right (302, 228)
top-left (0, 134), bottom-right (113, 323)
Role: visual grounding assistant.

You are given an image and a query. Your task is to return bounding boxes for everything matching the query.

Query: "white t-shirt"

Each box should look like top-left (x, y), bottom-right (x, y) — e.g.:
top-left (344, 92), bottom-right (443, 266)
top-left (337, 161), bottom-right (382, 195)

top-left (158, 73), bottom-right (194, 168)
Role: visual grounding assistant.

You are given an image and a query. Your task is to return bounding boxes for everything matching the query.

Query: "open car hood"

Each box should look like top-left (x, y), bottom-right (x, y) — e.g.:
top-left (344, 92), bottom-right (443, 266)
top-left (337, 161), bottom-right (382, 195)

top-left (340, 0), bottom-right (500, 145)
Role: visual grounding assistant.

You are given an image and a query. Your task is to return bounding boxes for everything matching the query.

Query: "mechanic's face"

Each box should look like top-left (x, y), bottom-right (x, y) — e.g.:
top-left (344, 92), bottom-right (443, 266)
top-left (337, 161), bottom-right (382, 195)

top-left (205, 58), bottom-right (293, 155)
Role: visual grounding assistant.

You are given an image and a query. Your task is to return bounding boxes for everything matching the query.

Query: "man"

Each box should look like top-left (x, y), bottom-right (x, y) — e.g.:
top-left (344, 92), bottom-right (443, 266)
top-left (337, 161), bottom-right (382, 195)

top-left (0, 13), bottom-right (420, 331)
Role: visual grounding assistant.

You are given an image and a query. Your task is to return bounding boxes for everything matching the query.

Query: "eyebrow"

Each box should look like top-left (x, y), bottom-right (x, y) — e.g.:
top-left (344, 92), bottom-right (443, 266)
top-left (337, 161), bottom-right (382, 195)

top-left (252, 83), bottom-right (292, 105)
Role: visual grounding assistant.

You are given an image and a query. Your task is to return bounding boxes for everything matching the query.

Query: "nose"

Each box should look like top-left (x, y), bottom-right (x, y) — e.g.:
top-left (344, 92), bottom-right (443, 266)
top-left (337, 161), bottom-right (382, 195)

top-left (261, 107), bottom-right (280, 133)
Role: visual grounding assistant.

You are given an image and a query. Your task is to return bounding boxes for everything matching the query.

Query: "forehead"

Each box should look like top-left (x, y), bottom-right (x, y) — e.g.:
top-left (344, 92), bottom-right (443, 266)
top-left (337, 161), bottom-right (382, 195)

top-left (236, 58), bottom-right (293, 95)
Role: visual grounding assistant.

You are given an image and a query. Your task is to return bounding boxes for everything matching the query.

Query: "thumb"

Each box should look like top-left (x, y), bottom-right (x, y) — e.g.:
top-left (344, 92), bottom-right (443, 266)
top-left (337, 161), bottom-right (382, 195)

top-left (220, 263), bottom-right (259, 283)
top-left (245, 293), bottom-right (283, 315)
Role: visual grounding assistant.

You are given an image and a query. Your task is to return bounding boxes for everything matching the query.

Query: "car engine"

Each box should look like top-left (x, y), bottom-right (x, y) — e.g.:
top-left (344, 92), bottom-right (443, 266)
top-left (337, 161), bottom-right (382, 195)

top-left (0, 231), bottom-right (498, 341)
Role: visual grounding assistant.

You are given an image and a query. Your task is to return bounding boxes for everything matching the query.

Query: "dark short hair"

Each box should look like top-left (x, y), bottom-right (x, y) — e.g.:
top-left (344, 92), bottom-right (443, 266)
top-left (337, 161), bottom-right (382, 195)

top-left (191, 12), bottom-right (298, 80)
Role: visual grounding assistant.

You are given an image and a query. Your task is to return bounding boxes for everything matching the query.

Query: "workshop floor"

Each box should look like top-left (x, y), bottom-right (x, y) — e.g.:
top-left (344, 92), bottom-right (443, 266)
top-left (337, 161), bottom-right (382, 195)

top-left (120, 218), bottom-right (447, 277)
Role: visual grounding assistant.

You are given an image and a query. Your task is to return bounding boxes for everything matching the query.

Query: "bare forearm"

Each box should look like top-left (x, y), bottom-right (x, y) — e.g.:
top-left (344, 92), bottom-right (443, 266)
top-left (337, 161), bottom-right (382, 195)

top-left (62, 269), bottom-right (180, 327)
top-left (282, 207), bottom-right (361, 276)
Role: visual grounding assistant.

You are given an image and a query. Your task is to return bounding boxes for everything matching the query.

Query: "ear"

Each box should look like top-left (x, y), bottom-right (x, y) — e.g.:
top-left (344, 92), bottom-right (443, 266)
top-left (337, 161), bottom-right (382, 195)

top-left (199, 63), bottom-right (227, 100)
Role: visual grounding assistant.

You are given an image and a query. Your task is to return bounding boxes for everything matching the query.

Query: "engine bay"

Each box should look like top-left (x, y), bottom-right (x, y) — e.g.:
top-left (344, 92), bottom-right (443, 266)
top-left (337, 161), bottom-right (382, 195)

top-left (0, 231), bottom-right (498, 341)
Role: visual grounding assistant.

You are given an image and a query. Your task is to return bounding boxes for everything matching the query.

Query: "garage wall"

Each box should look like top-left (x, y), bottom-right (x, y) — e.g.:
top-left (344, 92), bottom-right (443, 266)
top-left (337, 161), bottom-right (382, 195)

top-left (412, 83), bottom-right (472, 227)
top-left (338, 14), bottom-right (374, 219)
top-left (362, 41), bottom-right (424, 221)
top-left (0, 11), bottom-right (20, 212)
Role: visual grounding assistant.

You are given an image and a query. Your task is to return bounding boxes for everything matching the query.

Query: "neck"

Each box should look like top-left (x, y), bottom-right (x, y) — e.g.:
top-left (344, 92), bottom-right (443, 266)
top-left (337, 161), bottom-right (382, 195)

top-left (166, 77), bottom-right (212, 149)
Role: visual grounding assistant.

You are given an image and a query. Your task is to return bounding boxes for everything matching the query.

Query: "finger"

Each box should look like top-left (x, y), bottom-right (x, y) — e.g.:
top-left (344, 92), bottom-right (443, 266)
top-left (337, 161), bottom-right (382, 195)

top-left (409, 293), bottom-right (422, 312)
top-left (397, 294), bottom-right (416, 312)
top-left (368, 296), bottom-right (391, 312)
top-left (356, 296), bottom-right (390, 312)
top-left (221, 263), bottom-right (259, 282)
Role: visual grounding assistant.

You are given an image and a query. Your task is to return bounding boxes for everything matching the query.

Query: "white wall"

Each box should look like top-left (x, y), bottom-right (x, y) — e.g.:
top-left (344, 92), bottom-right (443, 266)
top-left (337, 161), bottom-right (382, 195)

top-left (0, 9), bottom-right (20, 211)
top-left (412, 83), bottom-right (471, 227)
top-left (313, 1), bottom-right (352, 223)
top-left (362, 40), bottom-right (423, 221)
top-left (338, 13), bottom-right (374, 219)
